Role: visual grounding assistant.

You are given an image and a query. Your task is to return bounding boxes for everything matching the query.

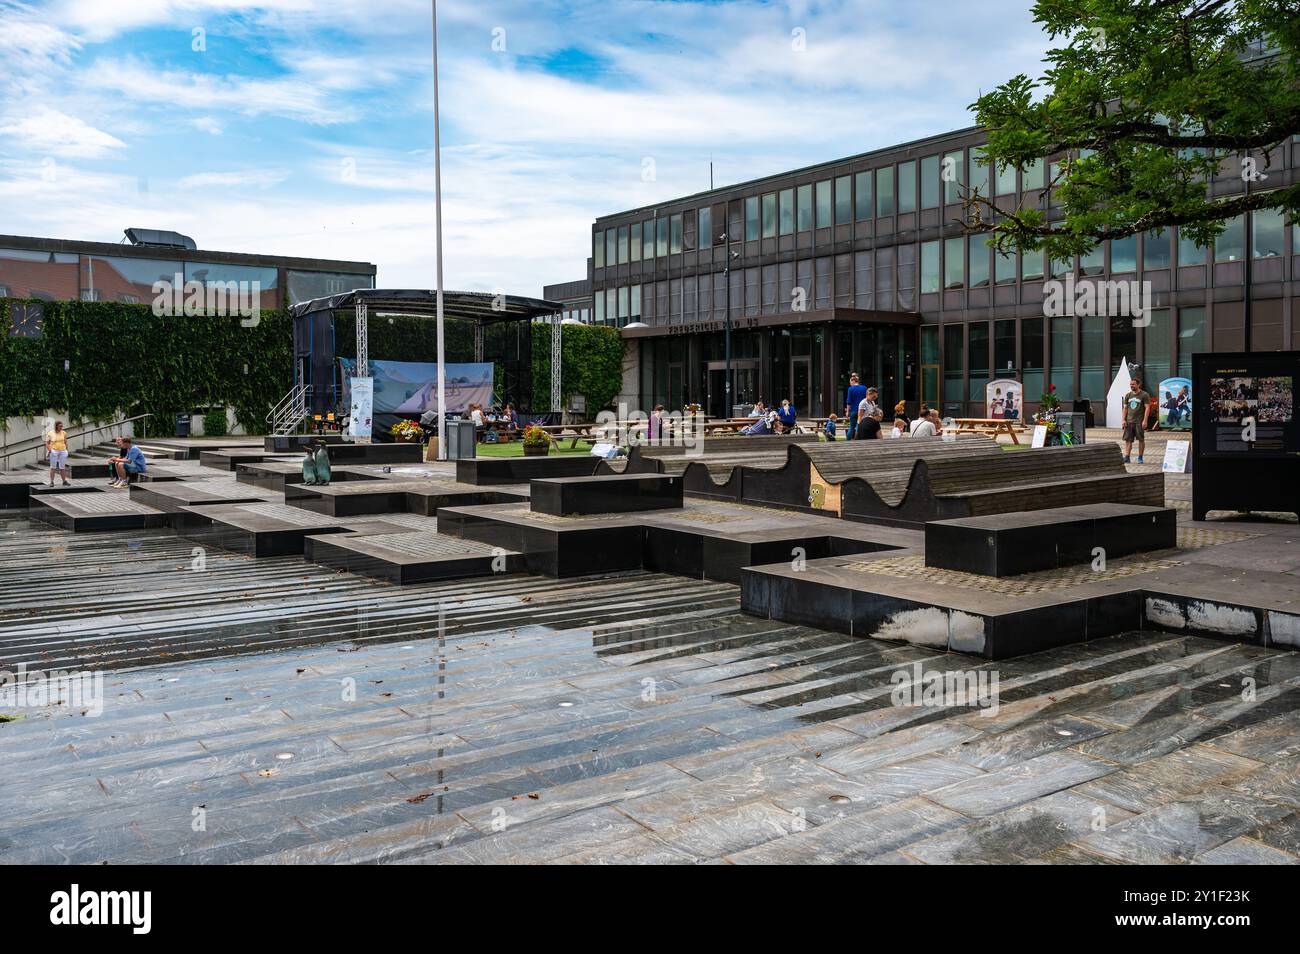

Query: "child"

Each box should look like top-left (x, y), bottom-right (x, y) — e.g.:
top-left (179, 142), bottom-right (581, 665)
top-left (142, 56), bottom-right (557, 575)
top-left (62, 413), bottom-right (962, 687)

top-left (823, 414), bottom-right (838, 440)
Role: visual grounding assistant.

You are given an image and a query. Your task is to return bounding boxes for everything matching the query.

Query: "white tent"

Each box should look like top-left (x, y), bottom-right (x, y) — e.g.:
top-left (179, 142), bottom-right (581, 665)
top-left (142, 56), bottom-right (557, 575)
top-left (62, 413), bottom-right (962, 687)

top-left (1106, 357), bottom-right (1131, 428)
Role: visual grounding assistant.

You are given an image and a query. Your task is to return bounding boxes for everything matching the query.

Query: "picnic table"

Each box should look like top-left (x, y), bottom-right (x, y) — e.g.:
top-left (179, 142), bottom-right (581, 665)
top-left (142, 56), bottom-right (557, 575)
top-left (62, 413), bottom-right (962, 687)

top-left (531, 423), bottom-right (605, 449)
top-left (952, 418), bottom-right (1027, 444)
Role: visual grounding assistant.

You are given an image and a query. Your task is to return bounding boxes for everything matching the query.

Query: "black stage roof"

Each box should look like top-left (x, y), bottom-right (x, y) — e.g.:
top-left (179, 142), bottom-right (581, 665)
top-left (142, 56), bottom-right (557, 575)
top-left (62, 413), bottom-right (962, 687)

top-left (290, 288), bottom-right (562, 325)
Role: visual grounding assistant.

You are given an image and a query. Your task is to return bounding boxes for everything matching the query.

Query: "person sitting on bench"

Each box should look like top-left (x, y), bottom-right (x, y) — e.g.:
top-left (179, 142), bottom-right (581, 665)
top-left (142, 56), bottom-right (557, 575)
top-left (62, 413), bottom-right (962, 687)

top-left (108, 436), bottom-right (147, 487)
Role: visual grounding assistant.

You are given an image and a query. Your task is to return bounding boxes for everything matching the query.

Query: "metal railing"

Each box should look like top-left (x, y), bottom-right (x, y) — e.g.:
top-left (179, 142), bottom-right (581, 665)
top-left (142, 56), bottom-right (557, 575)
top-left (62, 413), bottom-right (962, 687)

top-left (0, 413), bottom-right (154, 470)
top-left (266, 384), bottom-right (310, 435)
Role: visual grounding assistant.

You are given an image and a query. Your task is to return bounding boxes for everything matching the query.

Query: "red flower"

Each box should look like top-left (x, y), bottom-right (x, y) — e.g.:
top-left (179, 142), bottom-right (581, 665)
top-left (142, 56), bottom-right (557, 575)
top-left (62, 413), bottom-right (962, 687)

top-left (1049, 383), bottom-right (1057, 392)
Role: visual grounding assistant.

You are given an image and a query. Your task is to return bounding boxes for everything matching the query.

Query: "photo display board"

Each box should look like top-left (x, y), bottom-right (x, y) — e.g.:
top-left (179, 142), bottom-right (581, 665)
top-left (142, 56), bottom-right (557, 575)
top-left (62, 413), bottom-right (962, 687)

top-left (1192, 351), bottom-right (1300, 521)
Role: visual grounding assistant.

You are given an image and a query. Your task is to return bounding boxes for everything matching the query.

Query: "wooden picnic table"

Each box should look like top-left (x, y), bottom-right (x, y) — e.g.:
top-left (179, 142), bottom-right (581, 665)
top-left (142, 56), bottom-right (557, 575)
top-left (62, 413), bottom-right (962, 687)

top-left (952, 417), bottom-right (1027, 444)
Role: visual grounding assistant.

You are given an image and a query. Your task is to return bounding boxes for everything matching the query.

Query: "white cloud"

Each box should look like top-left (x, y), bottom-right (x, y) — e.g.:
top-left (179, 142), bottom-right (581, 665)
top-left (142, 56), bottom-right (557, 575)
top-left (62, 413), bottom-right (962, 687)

top-left (178, 170), bottom-right (288, 189)
top-left (0, 107), bottom-right (126, 158)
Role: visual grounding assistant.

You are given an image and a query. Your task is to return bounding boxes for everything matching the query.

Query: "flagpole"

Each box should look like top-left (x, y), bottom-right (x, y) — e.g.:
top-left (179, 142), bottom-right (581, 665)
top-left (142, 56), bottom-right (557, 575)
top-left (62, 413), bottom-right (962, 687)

top-left (432, 0), bottom-right (447, 460)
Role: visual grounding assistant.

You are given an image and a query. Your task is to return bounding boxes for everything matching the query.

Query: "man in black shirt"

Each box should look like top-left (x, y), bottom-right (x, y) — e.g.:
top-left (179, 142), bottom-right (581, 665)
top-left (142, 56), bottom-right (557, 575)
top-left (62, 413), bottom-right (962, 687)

top-left (855, 407), bottom-right (884, 440)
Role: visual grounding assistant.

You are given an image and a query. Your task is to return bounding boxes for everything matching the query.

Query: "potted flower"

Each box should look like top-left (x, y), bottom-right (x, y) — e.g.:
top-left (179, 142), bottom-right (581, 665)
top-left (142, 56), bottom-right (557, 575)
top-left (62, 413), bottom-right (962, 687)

top-left (1033, 384), bottom-right (1063, 445)
top-left (521, 423), bottom-right (553, 456)
top-left (390, 419), bottom-right (425, 443)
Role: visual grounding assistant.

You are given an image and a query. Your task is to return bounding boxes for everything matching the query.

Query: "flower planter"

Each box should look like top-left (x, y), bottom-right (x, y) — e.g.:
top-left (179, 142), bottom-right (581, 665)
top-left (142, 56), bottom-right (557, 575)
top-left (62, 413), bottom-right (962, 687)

top-left (522, 442), bottom-right (550, 457)
top-left (394, 433), bottom-right (418, 443)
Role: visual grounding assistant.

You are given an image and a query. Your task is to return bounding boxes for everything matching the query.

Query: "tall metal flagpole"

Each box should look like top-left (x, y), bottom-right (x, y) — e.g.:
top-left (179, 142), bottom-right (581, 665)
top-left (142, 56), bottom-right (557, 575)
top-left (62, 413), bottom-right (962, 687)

top-left (432, 0), bottom-right (447, 460)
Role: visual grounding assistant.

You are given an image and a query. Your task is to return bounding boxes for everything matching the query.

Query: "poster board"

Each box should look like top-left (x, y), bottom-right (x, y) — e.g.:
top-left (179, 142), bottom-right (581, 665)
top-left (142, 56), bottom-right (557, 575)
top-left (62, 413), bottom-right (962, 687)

top-left (984, 379), bottom-right (1023, 421)
top-left (347, 376), bottom-right (373, 441)
top-left (1162, 440), bottom-right (1189, 473)
top-left (1156, 376), bottom-right (1193, 431)
top-left (1192, 351), bottom-right (1300, 521)
top-left (1031, 424), bottom-right (1047, 448)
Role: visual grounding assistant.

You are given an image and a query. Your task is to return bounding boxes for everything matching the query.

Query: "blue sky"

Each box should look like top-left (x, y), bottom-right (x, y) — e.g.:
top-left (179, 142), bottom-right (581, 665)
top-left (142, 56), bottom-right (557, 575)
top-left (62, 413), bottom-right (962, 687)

top-left (0, 0), bottom-right (1053, 295)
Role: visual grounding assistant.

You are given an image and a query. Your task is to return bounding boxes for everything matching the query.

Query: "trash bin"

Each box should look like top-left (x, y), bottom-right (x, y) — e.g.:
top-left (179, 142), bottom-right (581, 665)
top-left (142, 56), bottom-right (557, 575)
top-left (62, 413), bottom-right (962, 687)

top-left (445, 420), bottom-right (477, 460)
top-left (174, 412), bottom-right (191, 438)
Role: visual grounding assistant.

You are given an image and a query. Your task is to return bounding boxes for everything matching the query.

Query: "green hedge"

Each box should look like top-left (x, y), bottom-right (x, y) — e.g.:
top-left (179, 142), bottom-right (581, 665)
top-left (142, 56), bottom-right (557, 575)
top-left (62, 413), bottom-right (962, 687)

top-left (0, 301), bottom-right (625, 431)
top-left (0, 298), bottom-right (291, 434)
top-left (532, 323), bottom-right (625, 413)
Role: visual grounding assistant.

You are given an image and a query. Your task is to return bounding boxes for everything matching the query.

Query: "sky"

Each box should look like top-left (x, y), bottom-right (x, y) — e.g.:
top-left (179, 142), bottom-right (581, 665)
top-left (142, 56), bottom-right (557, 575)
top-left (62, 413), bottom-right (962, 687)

top-left (0, 0), bottom-right (1054, 296)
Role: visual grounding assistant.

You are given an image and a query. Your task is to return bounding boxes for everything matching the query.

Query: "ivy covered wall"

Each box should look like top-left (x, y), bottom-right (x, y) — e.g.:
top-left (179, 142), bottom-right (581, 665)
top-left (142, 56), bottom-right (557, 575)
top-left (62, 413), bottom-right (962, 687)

top-left (0, 300), bottom-right (626, 431)
top-left (0, 298), bottom-right (291, 434)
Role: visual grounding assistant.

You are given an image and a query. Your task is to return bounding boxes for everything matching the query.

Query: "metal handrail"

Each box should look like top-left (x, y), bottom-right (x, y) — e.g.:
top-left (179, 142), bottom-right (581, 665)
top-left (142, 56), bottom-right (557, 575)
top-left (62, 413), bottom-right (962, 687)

top-left (0, 413), bottom-right (154, 469)
top-left (268, 384), bottom-right (311, 435)
top-left (266, 384), bottom-right (306, 424)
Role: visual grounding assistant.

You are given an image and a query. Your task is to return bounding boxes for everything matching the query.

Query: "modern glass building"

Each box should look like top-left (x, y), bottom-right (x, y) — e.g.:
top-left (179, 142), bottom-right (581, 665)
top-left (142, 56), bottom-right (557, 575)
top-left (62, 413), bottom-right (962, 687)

top-left (0, 230), bottom-right (376, 310)
top-left (588, 126), bottom-right (1299, 419)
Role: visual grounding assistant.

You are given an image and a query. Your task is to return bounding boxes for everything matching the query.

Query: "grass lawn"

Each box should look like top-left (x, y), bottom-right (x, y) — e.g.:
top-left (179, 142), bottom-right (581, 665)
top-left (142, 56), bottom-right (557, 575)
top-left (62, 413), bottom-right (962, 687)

top-left (472, 440), bottom-right (596, 458)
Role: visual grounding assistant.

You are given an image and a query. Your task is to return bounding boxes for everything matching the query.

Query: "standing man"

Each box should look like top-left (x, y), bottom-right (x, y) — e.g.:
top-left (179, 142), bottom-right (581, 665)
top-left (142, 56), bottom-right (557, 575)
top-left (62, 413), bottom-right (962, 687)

top-left (1122, 376), bottom-right (1153, 464)
top-left (856, 386), bottom-right (880, 429)
top-left (844, 373), bottom-right (866, 441)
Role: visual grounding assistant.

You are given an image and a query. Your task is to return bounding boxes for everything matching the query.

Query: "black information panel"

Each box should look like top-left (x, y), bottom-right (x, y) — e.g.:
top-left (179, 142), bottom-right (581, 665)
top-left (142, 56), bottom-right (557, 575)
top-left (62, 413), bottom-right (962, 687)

top-left (1193, 350), bottom-right (1300, 520)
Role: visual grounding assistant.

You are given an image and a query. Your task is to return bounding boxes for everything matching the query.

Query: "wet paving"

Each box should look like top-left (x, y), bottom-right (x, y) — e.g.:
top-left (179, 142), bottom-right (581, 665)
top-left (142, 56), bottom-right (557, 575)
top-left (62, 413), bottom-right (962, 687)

top-left (1, 512), bottom-right (1299, 864)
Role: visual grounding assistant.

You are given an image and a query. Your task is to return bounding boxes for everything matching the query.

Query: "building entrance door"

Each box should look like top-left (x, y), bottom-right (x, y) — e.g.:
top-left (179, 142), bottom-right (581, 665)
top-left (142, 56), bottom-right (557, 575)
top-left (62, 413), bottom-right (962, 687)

top-left (706, 360), bottom-right (758, 417)
top-left (792, 357), bottom-right (812, 419)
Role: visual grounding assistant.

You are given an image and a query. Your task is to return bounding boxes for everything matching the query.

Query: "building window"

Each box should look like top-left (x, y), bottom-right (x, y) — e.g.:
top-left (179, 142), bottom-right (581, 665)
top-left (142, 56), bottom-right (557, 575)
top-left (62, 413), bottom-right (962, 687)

top-left (944, 236), bottom-right (964, 289)
top-left (995, 249), bottom-right (1016, 284)
top-left (1143, 308), bottom-right (1170, 385)
top-left (969, 146), bottom-right (990, 198)
top-left (630, 223), bottom-right (641, 260)
top-left (835, 175), bottom-right (852, 225)
top-left (1051, 256), bottom-right (1073, 279)
top-left (1111, 234), bottom-right (1137, 273)
top-left (593, 230), bottom-right (604, 269)
top-left (1215, 215), bottom-right (1245, 262)
top-left (854, 251), bottom-right (873, 308)
top-left (630, 284), bottom-right (641, 319)
top-left (797, 184), bottom-right (814, 231)
top-left (994, 158), bottom-right (1016, 196)
top-left (1080, 316), bottom-right (1104, 397)
top-left (605, 230), bottom-right (616, 267)
top-left (1177, 307), bottom-right (1206, 377)
top-left (1177, 228), bottom-right (1206, 265)
top-left (1050, 316), bottom-right (1075, 400)
top-left (697, 207), bottom-right (712, 249)
top-left (642, 221), bottom-right (654, 260)
top-left (920, 240), bottom-right (940, 293)
top-left (1022, 317), bottom-right (1044, 398)
top-left (1143, 228), bottom-right (1170, 269)
top-left (854, 171), bottom-right (871, 220)
top-left (1022, 158), bottom-right (1045, 190)
top-left (815, 179), bottom-right (832, 229)
top-left (618, 286), bottom-right (629, 324)
top-left (920, 155), bottom-right (940, 209)
top-left (994, 319), bottom-right (1016, 374)
top-left (670, 214), bottom-right (683, 253)
top-left (943, 149), bottom-right (964, 203)
top-left (1022, 249), bottom-right (1045, 281)
top-left (897, 160), bottom-right (916, 214)
top-left (656, 218), bottom-right (669, 257)
top-left (779, 189), bottom-right (795, 235)
top-left (969, 238), bottom-right (990, 287)
top-left (762, 193), bottom-right (777, 238)
top-left (1253, 207), bottom-right (1285, 258)
top-left (617, 226), bottom-right (629, 265)
top-left (594, 291), bottom-right (605, 324)
top-left (875, 167), bottom-right (895, 217)
top-left (607, 288), bottom-right (617, 325)
top-left (1080, 244), bottom-right (1104, 276)
top-left (943, 324), bottom-right (964, 401)
top-left (745, 196), bottom-right (760, 241)
top-left (968, 321), bottom-right (989, 400)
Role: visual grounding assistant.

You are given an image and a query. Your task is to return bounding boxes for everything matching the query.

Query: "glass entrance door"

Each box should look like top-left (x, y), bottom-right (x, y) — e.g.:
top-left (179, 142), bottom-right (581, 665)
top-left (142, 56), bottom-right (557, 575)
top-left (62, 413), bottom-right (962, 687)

top-left (792, 357), bottom-right (811, 419)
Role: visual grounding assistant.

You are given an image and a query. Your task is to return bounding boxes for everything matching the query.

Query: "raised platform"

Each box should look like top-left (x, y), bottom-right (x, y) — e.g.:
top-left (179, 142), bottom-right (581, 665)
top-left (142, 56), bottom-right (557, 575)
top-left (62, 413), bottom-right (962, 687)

top-left (530, 473), bottom-right (682, 516)
top-left (199, 449), bottom-right (292, 471)
top-left (174, 501), bottom-right (351, 557)
top-left (325, 442), bottom-right (424, 465)
top-left (28, 489), bottom-right (169, 532)
top-left (437, 498), bottom-right (918, 581)
top-left (235, 460), bottom-right (381, 493)
top-left (304, 529), bottom-right (524, 584)
top-left (284, 478), bottom-right (528, 517)
top-left (50, 459), bottom-right (184, 481)
top-left (925, 504), bottom-right (1178, 577)
top-left (128, 479), bottom-right (278, 515)
top-left (455, 455), bottom-right (603, 485)
top-left (263, 434), bottom-right (346, 453)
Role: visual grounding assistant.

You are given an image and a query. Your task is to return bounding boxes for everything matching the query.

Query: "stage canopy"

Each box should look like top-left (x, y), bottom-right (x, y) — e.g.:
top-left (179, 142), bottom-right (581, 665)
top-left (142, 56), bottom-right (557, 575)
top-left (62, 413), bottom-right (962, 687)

top-left (288, 289), bottom-right (564, 420)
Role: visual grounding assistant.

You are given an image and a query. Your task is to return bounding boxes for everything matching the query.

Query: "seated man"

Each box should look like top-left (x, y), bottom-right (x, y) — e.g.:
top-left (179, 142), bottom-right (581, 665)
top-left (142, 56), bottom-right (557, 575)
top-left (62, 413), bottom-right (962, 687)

top-left (108, 436), bottom-right (148, 487)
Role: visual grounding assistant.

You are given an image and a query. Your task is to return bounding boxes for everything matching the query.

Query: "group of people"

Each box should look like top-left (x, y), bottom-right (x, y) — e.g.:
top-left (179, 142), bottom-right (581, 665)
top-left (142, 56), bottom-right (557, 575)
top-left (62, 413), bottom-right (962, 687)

top-left (741, 399), bottom-right (798, 435)
top-left (42, 423), bottom-right (147, 488)
top-left (842, 372), bottom-right (942, 441)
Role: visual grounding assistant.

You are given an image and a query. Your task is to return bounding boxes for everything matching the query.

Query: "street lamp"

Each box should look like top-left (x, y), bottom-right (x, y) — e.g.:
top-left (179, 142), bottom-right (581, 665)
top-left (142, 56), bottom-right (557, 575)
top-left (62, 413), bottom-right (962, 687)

top-left (719, 230), bottom-right (740, 416)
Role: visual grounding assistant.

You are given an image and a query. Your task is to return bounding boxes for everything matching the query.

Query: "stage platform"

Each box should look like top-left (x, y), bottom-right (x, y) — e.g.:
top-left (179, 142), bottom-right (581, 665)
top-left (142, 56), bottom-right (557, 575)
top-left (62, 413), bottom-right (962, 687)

top-left (285, 478), bottom-right (528, 517)
top-left (28, 488), bottom-right (169, 532)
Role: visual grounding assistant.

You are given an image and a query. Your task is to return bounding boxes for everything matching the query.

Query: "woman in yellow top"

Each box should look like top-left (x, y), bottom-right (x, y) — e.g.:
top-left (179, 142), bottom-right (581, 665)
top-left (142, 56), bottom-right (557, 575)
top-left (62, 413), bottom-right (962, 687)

top-left (45, 420), bottom-right (71, 486)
